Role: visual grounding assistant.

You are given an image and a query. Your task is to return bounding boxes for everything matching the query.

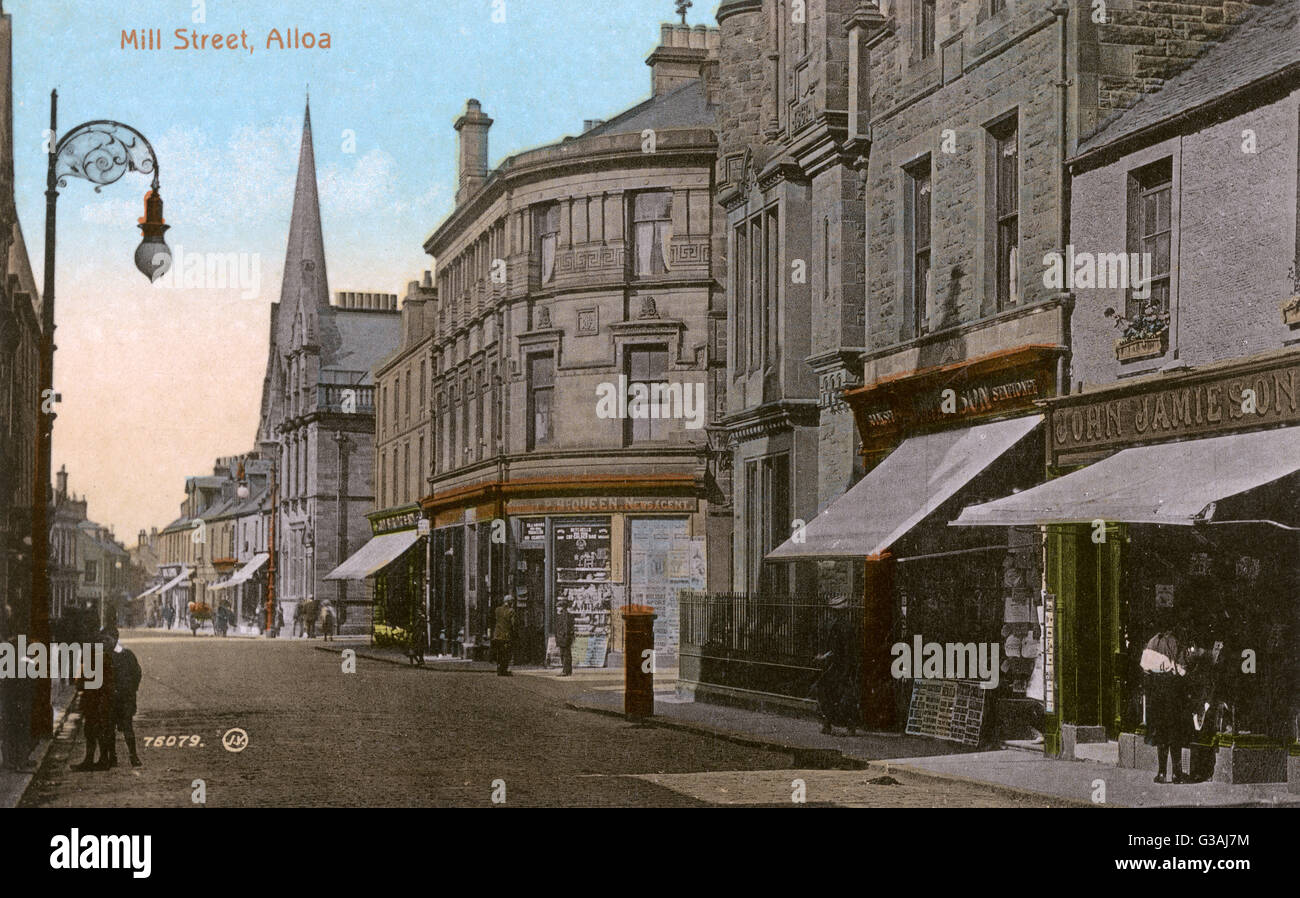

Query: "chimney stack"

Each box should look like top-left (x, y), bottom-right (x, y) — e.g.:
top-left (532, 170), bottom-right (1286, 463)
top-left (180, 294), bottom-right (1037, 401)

top-left (56, 464), bottom-right (68, 498)
top-left (646, 22), bottom-right (719, 96)
top-left (454, 99), bottom-right (493, 206)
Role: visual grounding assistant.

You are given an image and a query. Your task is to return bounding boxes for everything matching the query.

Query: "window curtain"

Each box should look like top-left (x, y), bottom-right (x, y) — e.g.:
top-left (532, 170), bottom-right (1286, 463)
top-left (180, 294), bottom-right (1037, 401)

top-left (540, 233), bottom-right (556, 283)
top-left (635, 222), bottom-right (655, 277)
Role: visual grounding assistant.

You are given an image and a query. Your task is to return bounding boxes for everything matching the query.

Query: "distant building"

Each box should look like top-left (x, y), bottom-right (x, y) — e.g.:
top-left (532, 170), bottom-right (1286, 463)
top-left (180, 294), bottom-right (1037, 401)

top-left (254, 102), bottom-right (400, 636)
top-left (0, 1), bottom-right (44, 769)
top-left (346, 274), bottom-right (437, 649)
top-left (49, 466), bottom-right (86, 619)
top-left (408, 21), bottom-right (726, 664)
top-left (45, 467), bottom-right (129, 628)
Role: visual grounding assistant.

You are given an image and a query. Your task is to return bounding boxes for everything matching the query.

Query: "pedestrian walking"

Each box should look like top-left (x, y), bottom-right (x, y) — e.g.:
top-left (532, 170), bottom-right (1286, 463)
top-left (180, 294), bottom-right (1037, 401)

top-left (302, 597), bottom-right (319, 639)
top-left (274, 603), bottom-right (285, 638)
top-left (162, 603), bottom-right (175, 631)
top-left (1141, 611), bottom-right (1191, 783)
top-left (493, 600), bottom-right (515, 676)
top-left (320, 600), bottom-right (336, 642)
top-left (555, 598), bottom-right (575, 677)
top-left (813, 594), bottom-right (861, 737)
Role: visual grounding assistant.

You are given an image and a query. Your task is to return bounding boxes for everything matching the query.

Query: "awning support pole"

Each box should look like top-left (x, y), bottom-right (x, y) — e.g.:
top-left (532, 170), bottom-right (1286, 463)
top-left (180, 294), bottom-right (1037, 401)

top-left (860, 553), bottom-right (896, 730)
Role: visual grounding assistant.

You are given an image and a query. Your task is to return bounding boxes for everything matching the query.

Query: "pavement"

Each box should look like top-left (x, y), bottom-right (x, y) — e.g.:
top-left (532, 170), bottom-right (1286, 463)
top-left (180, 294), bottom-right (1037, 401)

top-left (552, 665), bottom-right (1299, 808)
top-left (1, 679), bottom-right (77, 808)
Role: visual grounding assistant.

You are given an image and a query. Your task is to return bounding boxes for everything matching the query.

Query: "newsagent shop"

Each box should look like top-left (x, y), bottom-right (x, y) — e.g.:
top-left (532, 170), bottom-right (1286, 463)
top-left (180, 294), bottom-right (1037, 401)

top-left (326, 505), bottom-right (423, 646)
top-left (416, 483), bottom-right (709, 666)
top-left (956, 350), bottom-right (1300, 785)
top-left (768, 345), bottom-right (1064, 744)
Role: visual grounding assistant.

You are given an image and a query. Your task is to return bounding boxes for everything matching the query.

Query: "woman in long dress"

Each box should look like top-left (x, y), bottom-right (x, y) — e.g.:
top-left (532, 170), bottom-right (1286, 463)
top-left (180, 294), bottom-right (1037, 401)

top-left (1141, 615), bottom-right (1191, 783)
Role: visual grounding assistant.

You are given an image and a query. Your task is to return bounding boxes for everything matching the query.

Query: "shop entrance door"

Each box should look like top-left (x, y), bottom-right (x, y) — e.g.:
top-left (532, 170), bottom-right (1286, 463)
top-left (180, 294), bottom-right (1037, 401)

top-left (1049, 525), bottom-right (1123, 739)
top-left (516, 548), bottom-right (547, 665)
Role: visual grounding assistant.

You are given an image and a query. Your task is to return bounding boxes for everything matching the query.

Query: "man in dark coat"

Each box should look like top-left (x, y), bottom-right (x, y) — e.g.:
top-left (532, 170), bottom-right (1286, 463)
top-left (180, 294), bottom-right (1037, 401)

top-left (492, 601), bottom-right (515, 676)
top-left (554, 599), bottom-right (575, 676)
top-left (814, 595), bottom-right (861, 736)
top-left (101, 628), bottom-right (143, 767)
top-left (71, 633), bottom-right (113, 771)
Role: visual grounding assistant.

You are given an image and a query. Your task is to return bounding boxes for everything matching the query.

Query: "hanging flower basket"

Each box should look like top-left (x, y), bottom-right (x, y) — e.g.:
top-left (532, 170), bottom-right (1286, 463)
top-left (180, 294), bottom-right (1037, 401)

top-left (1115, 332), bottom-right (1168, 362)
top-left (1105, 302), bottom-right (1170, 362)
top-left (188, 601), bottom-right (212, 619)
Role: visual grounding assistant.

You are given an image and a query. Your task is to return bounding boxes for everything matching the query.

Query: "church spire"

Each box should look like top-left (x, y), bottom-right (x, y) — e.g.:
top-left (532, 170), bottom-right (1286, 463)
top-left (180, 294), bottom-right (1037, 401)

top-left (279, 97), bottom-right (330, 310)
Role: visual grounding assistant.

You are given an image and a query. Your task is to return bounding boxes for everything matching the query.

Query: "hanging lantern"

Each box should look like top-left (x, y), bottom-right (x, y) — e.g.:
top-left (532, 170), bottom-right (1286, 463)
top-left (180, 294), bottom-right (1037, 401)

top-left (135, 188), bottom-right (172, 282)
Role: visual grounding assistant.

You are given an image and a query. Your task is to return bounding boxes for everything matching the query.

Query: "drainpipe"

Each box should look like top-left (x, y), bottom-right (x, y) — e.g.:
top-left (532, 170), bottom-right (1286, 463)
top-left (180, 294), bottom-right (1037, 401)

top-left (1052, 2), bottom-right (1073, 398)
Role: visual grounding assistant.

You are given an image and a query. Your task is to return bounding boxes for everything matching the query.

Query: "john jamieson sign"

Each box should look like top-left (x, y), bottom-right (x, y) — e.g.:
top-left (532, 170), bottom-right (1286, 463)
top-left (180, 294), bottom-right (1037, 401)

top-left (1050, 355), bottom-right (1300, 458)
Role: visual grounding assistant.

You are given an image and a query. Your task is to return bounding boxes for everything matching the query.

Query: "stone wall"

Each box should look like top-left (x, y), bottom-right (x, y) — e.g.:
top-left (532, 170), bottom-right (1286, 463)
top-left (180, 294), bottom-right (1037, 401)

top-left (1069, 90), bottom-right (1300, 388)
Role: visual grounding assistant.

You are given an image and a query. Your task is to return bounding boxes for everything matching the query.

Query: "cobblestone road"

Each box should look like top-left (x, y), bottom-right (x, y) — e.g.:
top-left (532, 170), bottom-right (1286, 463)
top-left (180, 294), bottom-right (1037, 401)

top-left (20, 630), bottom-right (1043, 807)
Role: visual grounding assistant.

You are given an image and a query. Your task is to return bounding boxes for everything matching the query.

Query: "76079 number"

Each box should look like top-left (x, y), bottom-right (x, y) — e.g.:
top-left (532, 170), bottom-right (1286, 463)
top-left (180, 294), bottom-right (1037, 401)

top-left (142, 735), bottom-right (204, 748)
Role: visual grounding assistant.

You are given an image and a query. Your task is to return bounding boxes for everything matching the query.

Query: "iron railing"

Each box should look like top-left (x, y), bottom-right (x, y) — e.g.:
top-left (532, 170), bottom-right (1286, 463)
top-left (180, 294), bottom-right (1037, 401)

top-left (679, 591), bottom-right (863, 701)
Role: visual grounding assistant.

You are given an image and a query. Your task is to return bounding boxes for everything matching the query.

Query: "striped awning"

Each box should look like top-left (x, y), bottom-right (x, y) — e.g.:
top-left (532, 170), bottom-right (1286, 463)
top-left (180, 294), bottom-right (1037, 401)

top-left (209, 553), bottom-right (269, 591)
top-left (325, 530), bottom-right (421, 581)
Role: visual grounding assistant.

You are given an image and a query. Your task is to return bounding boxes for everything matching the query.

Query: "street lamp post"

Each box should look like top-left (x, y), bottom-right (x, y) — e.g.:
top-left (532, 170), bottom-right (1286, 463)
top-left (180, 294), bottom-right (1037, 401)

top-left (31, 91), bottom-right (169, 737)
top-left (265, 451), bottom-right (278, 634)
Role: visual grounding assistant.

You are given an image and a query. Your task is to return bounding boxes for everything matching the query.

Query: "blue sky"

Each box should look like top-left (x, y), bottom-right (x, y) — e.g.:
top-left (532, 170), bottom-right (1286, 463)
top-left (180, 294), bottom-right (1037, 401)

top-left (12, 0), bottom-right (705, 542)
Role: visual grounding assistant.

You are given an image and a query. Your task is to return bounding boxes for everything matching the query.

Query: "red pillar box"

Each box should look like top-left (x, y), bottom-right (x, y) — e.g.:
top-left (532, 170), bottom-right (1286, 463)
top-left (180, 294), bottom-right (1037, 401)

top-left (622, 604), bottom-right (657, 719)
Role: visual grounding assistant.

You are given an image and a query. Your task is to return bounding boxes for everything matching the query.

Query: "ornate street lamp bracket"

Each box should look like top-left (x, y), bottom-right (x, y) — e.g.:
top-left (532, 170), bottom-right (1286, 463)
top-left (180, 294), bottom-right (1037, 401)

top-left (52, 120), bottom-right (160, 193)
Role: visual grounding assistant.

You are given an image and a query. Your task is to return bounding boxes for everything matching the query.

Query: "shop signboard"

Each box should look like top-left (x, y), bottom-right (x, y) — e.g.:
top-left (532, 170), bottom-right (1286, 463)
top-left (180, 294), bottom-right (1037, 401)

top-left (1048, 354), bottom-right (1300, 462)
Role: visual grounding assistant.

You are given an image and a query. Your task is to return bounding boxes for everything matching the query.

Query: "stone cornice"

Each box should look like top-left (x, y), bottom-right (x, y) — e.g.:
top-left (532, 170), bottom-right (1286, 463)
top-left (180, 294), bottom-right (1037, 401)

top-left (716, 0), bottom-right (763, 24)
top-left (844, 3), bottom-right (890, 37)
top-left (424, 128), bottom-right (717, 256)
top-left (722, 399), bottom-right (820, 445)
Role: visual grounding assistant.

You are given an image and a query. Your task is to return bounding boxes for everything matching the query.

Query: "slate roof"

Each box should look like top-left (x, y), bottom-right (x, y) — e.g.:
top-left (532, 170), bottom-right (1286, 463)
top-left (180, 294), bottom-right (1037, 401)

top-left (320, 306), bottom-right (400, 380)
top-left (578, 78), bottom-right (715, 140)
top-left (1077, 0), bottom-right (1300, 155)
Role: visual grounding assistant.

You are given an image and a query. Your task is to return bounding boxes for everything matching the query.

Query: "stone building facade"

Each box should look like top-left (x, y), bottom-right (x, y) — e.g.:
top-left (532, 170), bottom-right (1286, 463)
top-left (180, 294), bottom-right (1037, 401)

top-left (253, 103), bottom-right (401, 636)
top-left (0, 2), bottom-right (43, 767)
top-left (716, 0), bottom-right (1268, 600)
top-left (1010, 0), bottom-right (1300, 765)
top-left (703, 0), bottom-right (1268, 721)
top-left (417, 22), bottom-right (727, 664)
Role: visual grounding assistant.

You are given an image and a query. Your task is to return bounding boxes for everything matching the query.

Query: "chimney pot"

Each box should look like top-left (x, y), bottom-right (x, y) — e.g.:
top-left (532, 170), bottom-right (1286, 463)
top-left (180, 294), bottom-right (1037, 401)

top-left (454, 98), bottom-right (493, 206)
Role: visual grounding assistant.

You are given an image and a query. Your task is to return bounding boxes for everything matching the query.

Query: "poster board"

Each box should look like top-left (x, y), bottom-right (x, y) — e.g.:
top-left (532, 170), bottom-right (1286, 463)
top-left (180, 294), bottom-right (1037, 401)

top-left (554, 517), bottom-right (612, 667)
top-left (904, 679), bottom-right (988, 746)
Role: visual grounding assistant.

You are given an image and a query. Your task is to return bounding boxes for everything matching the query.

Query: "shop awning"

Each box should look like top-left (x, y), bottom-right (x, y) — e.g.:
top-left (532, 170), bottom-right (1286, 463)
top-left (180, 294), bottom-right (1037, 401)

top-left (766, 415), bottom-right (1043, 560)
top-left (151, 567), bottom-right (192, 596)
top-left (209, 553), bottom-right (269, 591)
top-left (952, 426), bottom-right (1300, 527)
top-left (324, 530), bottom-right (421, 581)
top-left (134, 583), bottom-right (162, 600)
